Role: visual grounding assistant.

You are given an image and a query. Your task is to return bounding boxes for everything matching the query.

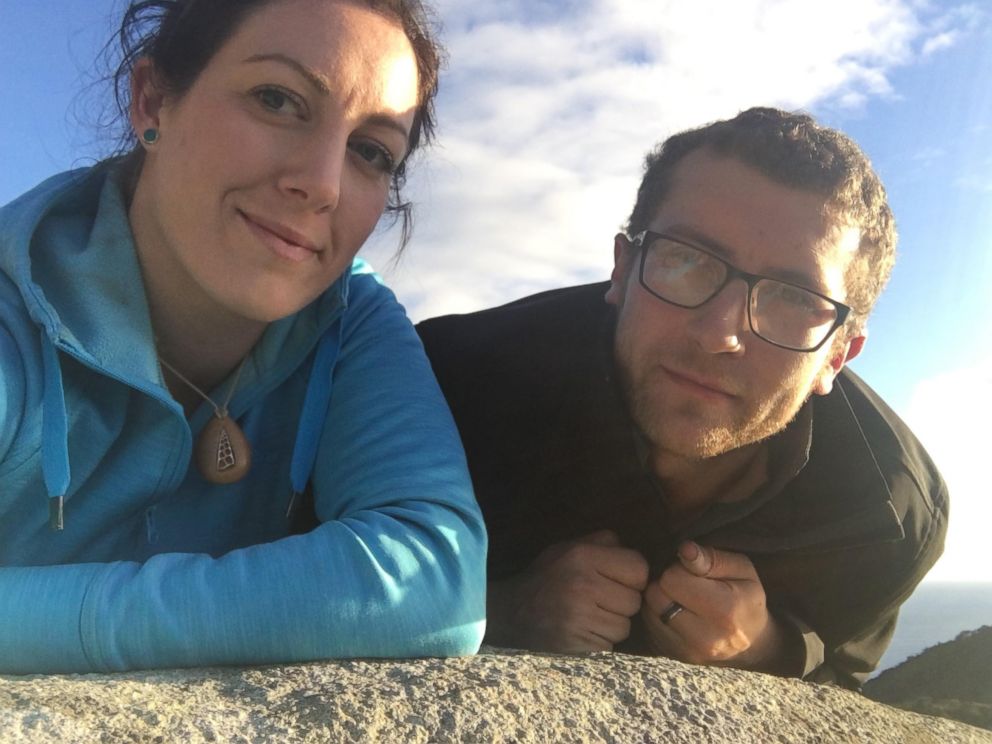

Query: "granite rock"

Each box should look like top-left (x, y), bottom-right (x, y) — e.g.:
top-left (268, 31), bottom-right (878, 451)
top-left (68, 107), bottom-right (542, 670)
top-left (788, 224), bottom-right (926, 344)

top-left (1, 647), bottom-right (989, 743)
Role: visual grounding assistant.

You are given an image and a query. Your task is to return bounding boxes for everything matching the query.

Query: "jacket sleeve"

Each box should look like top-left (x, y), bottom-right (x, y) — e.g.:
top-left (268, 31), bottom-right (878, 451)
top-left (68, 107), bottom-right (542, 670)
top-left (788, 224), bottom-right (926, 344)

top-left (794, 477), bottom-right (948, 689)
top-left (0, 277), bottom-right (486, 673)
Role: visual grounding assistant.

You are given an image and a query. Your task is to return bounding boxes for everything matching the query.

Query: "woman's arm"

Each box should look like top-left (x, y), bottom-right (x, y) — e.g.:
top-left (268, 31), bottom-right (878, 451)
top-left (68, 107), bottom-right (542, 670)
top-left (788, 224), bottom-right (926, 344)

top-left (0, 276), bottom-right (486, 673)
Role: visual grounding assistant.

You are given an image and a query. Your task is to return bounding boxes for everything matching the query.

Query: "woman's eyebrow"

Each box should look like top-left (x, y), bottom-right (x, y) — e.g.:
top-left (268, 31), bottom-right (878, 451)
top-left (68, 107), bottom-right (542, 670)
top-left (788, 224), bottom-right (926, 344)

top-left (365, 114), bottom-right (411, 145)
top-left (240, 53), bottom-right (412, 142)
top-left (242, 53), bottom-right (331, 94)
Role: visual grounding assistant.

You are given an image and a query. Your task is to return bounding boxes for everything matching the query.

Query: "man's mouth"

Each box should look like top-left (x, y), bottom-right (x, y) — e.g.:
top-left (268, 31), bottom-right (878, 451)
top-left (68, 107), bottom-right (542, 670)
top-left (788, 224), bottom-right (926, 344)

top-left (660, 365), bottom-right (739, 400)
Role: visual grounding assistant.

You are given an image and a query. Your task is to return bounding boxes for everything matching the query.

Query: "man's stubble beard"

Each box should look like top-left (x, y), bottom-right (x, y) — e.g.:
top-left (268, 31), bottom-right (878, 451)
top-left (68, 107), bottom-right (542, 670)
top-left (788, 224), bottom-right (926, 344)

top-left (615, 344), bottom-right (814, 462)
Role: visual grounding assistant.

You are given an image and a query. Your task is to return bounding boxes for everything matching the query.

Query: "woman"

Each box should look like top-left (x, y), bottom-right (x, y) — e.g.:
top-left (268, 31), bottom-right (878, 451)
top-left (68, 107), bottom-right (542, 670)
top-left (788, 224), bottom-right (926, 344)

top-left (0, 0), bottom-right (486, 673)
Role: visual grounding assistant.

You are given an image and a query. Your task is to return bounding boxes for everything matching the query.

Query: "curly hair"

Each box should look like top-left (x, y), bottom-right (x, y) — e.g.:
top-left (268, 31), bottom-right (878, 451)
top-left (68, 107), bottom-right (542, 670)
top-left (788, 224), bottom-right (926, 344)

top-left (625, 107), bottom-right (896, 332)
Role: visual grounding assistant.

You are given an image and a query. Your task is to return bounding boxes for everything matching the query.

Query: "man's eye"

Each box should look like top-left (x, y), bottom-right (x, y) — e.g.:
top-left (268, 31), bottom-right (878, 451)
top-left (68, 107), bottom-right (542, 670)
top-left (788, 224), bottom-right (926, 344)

top-left (659, 247), bottom-right (700, 269)
top-left (769, 284), bottom-right (822, 312)
top-left (349, 140), bottom-right (396, 174)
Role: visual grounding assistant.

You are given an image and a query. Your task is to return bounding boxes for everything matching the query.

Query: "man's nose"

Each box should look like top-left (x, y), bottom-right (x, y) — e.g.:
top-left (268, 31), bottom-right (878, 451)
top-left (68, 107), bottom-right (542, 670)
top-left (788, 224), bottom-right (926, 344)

top-left (689, 279), bottom-right (749, 354)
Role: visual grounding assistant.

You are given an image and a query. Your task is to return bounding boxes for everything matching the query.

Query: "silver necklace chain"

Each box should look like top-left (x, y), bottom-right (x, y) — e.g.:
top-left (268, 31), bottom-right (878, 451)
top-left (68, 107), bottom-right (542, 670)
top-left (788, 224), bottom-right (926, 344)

top-left (158, 355), bottom-right (249, 418)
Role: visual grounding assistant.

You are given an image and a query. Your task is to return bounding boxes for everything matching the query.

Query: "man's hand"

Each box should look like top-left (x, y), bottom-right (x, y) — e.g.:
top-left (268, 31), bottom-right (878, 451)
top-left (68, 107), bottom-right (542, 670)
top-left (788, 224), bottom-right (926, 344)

top-left (641, 541), bottom-right (795, 673)
top-left (487, 530), bottom-right (649, 653)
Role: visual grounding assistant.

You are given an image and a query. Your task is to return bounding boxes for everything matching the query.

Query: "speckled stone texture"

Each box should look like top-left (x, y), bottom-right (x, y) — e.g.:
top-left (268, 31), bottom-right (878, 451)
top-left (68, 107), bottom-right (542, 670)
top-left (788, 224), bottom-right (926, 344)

top-left (1, 648), bottom-right (989, 743)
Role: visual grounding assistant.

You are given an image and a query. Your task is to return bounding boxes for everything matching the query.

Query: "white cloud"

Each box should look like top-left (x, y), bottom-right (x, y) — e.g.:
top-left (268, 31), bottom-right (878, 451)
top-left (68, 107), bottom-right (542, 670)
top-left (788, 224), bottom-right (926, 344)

top-left (921, 30), bottom-right (958, 55)
top-left (367, 1), bottom-right (991, 580)
top-left (361, 0), bottom-right (974, 321)
top-left (903, 361), bottom-right (992, 582)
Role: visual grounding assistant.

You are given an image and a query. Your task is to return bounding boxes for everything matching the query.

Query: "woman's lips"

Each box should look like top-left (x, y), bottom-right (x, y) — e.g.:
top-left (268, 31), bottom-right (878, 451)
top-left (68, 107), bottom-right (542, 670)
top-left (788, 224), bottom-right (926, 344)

top-left (239, 210), bottom-right (320, 263)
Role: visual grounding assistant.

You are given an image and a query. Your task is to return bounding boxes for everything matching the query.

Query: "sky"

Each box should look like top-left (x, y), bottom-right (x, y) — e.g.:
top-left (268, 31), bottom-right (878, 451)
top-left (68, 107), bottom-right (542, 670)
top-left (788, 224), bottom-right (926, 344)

top-left (1, 0), bottom-right (990, 582)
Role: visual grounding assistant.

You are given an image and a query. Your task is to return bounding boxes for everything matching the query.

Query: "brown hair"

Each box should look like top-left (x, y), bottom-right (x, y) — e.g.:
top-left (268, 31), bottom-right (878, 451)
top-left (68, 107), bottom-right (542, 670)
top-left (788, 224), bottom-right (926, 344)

top-left (625, 107), bottom-right (896, 331)
top-left (107, 0), bottom-right (444, 247)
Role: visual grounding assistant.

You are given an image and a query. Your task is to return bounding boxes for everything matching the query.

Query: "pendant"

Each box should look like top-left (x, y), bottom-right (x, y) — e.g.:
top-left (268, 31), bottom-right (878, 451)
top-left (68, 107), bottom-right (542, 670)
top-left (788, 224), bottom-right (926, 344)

top-left (195, 414), bottom-right (252, 484)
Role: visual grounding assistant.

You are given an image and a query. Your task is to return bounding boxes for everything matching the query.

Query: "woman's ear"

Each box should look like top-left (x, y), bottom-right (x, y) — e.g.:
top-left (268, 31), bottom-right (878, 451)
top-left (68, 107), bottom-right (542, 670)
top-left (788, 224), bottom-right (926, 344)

top-left (129, 57), bottom-right (167, 145)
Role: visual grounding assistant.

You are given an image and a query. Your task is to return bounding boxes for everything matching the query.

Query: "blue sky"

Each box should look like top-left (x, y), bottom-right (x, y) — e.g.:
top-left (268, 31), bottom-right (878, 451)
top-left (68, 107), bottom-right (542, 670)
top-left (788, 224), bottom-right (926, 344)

top-left (2, 0), bottom-right (990, 582)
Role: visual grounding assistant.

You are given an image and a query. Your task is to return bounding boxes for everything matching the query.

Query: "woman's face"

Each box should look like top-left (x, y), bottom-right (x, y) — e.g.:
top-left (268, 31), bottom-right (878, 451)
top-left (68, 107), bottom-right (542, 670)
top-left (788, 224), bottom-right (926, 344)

top-left (131, 0), bottom-right (419, 323)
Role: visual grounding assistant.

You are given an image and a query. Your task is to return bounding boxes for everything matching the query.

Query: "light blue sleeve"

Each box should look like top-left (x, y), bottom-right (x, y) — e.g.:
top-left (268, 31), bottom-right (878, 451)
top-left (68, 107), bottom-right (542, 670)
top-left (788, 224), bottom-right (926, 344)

top-left (0, 278), bottom-right (486, 673)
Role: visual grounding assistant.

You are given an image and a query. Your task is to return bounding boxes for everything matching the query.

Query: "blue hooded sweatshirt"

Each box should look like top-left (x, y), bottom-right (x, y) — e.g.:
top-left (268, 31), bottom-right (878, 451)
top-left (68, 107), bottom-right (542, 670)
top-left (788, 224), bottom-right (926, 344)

top-left (0, 165), bottom-right (487, 673)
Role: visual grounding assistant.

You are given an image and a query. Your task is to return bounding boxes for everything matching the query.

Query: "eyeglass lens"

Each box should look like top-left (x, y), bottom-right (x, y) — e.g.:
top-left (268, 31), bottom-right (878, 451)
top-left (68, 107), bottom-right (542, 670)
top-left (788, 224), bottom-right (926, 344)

top-left (640, 236), bottom-right (839, 350)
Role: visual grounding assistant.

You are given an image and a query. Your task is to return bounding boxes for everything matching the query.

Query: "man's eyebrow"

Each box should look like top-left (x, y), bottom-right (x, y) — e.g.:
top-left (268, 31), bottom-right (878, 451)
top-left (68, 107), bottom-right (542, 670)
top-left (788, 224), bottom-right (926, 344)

top-left (243, 53), bottom-right (331, 94)
top-left (665, 224), bottom-right (823, 289)
top-left (666, 224), bottom-right (733, 260)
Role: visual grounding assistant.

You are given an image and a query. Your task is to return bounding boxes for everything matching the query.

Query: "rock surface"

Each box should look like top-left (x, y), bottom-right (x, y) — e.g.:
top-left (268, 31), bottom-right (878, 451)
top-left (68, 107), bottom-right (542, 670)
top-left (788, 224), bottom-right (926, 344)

top-left (2, 648), bottom-right (990, 743)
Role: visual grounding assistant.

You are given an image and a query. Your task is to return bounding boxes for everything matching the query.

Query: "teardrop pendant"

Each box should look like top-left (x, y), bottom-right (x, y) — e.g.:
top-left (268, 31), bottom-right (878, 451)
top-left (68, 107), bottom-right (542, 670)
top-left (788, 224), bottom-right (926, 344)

top-left (196, 414), bottom-right (252, 484)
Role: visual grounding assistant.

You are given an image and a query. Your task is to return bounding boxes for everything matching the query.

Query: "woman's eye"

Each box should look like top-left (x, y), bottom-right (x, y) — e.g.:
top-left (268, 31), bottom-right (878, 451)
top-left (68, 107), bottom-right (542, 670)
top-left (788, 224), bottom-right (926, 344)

top-left (253, 87), bottom-right (304, 118)
top-left (349, 140), bottom-right (396, 174)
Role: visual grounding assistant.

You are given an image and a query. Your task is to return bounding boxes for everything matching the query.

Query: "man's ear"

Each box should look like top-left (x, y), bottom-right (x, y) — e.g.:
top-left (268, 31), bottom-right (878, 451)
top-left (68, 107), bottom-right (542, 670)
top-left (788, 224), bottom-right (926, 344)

top-left (605, 233), bottom-right (634, 306)
top-left (813, 333), bottom-right (866, 396)
top-left (129, 57), bottom-right (168, 144)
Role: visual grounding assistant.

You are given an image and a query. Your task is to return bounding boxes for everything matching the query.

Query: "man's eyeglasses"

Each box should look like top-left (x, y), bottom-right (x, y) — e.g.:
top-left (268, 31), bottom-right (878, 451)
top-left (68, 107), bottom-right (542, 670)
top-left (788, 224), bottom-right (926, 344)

top-left (630, 231), bottom-right (851, 352)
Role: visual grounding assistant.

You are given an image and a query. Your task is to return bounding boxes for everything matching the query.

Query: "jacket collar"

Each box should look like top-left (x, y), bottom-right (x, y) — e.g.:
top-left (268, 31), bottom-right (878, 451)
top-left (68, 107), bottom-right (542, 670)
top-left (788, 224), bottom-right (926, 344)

top-left (4, 165), bottom-right (351, 394)
top-left (690, 373), bottom-right (905, 555)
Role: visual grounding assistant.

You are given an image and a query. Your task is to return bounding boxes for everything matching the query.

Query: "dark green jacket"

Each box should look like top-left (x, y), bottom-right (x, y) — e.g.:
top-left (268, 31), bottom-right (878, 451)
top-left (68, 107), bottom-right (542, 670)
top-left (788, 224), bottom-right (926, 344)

top-left (418, 282), bottom-right (947, 689)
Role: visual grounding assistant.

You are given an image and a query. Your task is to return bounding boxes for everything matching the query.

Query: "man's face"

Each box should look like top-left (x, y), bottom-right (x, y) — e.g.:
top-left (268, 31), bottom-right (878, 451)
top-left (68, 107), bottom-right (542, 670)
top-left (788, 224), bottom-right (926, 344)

top-left (606, 149), bottom-right (865, 460)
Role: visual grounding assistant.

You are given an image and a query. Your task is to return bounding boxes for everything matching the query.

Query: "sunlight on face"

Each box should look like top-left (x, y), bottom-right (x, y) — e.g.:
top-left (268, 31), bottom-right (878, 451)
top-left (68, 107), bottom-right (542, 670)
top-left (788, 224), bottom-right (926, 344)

top-left (383, 53), bottom-right (419, 116)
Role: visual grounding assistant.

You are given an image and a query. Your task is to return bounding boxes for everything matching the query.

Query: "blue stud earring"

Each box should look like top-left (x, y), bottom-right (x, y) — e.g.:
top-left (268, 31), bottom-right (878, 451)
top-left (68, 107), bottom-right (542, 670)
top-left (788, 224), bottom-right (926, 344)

top-left (141, 128), bottom-right (159, 145)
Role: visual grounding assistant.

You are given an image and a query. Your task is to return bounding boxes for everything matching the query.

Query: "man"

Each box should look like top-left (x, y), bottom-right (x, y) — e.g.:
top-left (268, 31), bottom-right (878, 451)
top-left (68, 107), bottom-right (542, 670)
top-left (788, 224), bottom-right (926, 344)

top-left (417, 107), bottom-right (947, 689)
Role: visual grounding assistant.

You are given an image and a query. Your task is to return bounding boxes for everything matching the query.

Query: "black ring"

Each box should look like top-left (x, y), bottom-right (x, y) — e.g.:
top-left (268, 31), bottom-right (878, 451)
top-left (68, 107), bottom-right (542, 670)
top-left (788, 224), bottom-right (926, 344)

top-left (660, 601), bottom-right (685, 624)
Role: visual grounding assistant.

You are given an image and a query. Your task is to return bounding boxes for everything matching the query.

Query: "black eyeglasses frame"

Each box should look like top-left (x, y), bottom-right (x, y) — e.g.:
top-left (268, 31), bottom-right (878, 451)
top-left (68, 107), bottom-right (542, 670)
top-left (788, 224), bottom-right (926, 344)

top-left (630, 230), bottom-right (852, 353)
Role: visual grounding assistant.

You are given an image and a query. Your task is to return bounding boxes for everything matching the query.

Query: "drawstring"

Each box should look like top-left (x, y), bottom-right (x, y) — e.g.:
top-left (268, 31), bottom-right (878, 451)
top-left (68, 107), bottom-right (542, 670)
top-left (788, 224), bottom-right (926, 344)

top-left (40, 337), bottom-right (70, 530)
top-left (39, 318), bottom-right (345, 528)
top-left (286, 321), bottom-right (343, 517)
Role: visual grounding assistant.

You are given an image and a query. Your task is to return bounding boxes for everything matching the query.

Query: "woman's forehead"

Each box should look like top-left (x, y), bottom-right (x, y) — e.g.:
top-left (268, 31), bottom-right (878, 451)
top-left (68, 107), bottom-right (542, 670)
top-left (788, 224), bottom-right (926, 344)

top-left (212, 0), bottom-right (419, 112)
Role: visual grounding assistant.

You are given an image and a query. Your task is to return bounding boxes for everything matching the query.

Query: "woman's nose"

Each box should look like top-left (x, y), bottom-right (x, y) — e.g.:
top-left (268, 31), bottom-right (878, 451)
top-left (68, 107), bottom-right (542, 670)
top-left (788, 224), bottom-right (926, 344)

top-left (278, 133), bottom-right (346, 212)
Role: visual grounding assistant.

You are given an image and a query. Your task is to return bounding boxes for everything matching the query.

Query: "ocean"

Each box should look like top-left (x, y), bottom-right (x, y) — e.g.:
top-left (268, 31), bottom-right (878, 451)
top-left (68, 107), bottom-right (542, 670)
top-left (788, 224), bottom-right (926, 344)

top-left (872, 581), bottom-right (992, 677)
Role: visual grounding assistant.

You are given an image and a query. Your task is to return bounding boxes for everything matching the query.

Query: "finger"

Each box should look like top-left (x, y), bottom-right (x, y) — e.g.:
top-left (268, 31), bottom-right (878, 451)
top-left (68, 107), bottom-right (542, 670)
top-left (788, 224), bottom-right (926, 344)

top-left (574, 627), bottom-right (618, 653)
top-left (587, 608), bottom-right (634, 645)
top-left (547, 619), bottom-right (622, 653)
top-left (677, 541), bottom-right (712, 577)
top-left (644, 581), bottom-right (699, 636)
top-left (642, 578), bottom-right (676, 616)
top-left (640, 602), bottom-right (691, 658)
top-left (594, 547), bottom-right (649, 591)
top-left (573, 531), bottom-right (649, 590)
top-left (641, 596), bottom-right (734, 665)
top-left (578, 529), bottom-right (622, 547)
top-left (551, 597), bottom-right (635, 651)
top-left (677, 542), bottom-right (758, 581)
top-left (594, 578), bottom-right (643, 618)
top-left (656, 563), bottom-right (730, 620)
top-left (658, 562), bottom-right (733, 615)
top-left (552, 629), bottom-right (614, 655)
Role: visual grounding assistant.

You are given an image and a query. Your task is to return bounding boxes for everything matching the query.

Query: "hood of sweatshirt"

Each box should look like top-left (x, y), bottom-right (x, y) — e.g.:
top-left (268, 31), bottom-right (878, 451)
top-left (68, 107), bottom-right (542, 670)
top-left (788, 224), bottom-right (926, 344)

top-left (0, 164), bottom-right (359, 528)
